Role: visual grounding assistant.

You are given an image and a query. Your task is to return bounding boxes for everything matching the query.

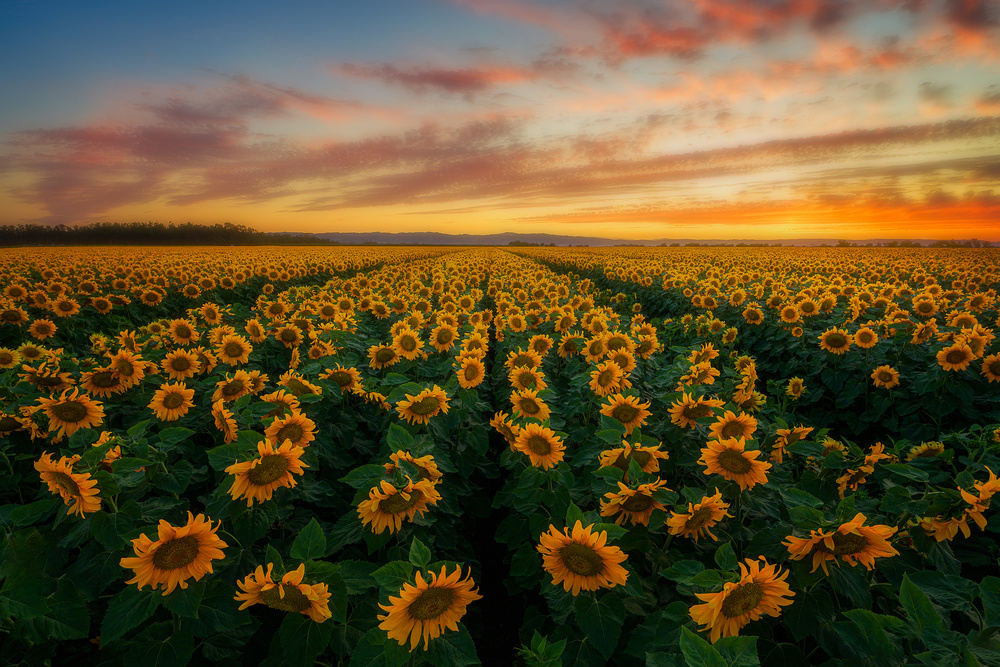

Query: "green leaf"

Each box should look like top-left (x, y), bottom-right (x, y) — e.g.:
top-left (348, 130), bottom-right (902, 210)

top-left (265, 543), bottom-right (284, 572)
top-left (979, 577), bottom-right (1000, 626)
top-left (386, 423), bottom-right (414, 450)
top-left (9, 497), bottom-right (59, 527)
top-left (591, 523), bottom-right (627, 541)
top-left (778, 487), bottom-right (823, 509)
top-left (409, 536), bottom-right (432, 569)
top-left (884, 463), bottom-right (929, 482)
top-left (835, 610), bottom-right (904, 661)
top-left (127, 419), bottom-right (150, 440)
top-left (90, 500), bottom-right (141, 550)
top-left (372, 561), bottom-right (413, 590)
top-left (426, 625), bottom-right (482, 666)
top-left (277, 608), bottom-right (333, 664)
top-left (565, 501), bottom-right (585, 527)
top-left (829, 563), bottom-right (872, 609)
top-left (231, 500), bottom-right (277, 546)
top-left (661, 560), bottom-right (705, 584)
top-left (337, 560), bottom-right (378, 595)
top-left (0, 577), bottom-right (50, 620)
top-left (679, 626), bottom-right (727, 667)
top-left (127, 623), bottom-right (195, 667)
top-left (162, 579), bottom-right (205, 619)
top-left (908, 570), bottom-right (977, 612)
top-left (101, 585), bottom-right (162, 644)
top-left (574, 593), bottom-right (626, 660)
top-left (19, 578), bottom-right (90, 640)
top-left (340, 464), bottom-right (388, 489)
top-left (714, 542), bottom-right (737, 572)
top-left (349, 627), bottom-right (409, 667)
top-left (152, 459), bottom-right (194, 494)
top-left (290, 518), bottom-right (326, 561)
top-left (900, 574), bottom-right (944, 634)
top-left (714, 636), bottom-right (760, 667)
top-left (156, 427), bottom-right (195, 449)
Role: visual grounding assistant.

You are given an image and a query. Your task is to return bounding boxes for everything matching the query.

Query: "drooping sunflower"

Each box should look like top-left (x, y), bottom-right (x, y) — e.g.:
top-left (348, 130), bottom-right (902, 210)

top-left (34, 452), bottom-right (101, 517)
top-left (226, 439), bottom-right (308, 506)
top-left (120, 512), bottom-right (228, 594)
top-left (384, 450), bottom-right (443, 485)
top-left (513, 423), bottom-right (565, 470)
top-left (669, 392), bottom-right (725, 429)
top-left (212, 369), bottom-right (254, 403)
top-left (215, 334), bottom-right (253, 365)
top-left (323, 364), bottom-right (362, 392)
top-left (907, 441), bottom-right (945, 461)
top-left (836, 464), bottom-right (874, 498)
top-left (537, 521), bottom-right (629, 595)
top-left (598, 439), bottom-right (669, 476)
top-left (666, 490), bottom-right (730, 542)
top-left (378, 565), bottom-right (483, 651)
top-left (772, 425), bottom-right (814, 463)
top-left (708, 410), bottom-right (758, 441)
top-left (396, 385), bottom-right (450, 425)
top-left (161, 349), bottom-right (201, 381)
top-left (37, 388), bottom-right (105, 439)
top-left (680, 361), bottom-right (720, 387)
top-left (211, 400), bottom-right (238, 443)
top-left (264, 410), bottom-right (316, 448)
top-left (784, 513), bottom-right (898, 575)
top-left (689, 557), bottom-right (795, 643)
top-left (149, 382), bottom-right (195, 421)
top-left (357, 478), bottom-right (441, 534)
top-left (279, 371), bottom-right (323, 397)
top-left (509, 387), bottom-right (551, 422)
top-left (392, 327), bottom-right (425, 361)
top-left (600, 480), bottom-right (670, 526)
top-left (599, 393), bottom-right (651, 434)
top-left (489, 411), bottom-right (521, 448)
top-left (818, 328), bottom-right (852, 355)
top-left (235, 562), bottom-right (332, 623)
top-left (699, 437), bottom-right (771, 491)
top-left (870, 365), bottom-right (900, 389)
top-left (457, 357), bottom-right (486, 389)
top-left (937, 342), bottom-right (974, 372)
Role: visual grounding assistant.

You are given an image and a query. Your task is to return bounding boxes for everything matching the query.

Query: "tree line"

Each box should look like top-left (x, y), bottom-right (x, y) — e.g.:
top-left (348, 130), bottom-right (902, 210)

top-left (0, 222), bottom-right (338, 246)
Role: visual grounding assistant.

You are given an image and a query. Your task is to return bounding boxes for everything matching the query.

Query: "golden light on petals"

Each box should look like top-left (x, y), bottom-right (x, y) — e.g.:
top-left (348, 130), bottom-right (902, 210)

top-left (378, 565), bottom-right (483, 651)
top-left (537, 521), bottom-right (628, 595)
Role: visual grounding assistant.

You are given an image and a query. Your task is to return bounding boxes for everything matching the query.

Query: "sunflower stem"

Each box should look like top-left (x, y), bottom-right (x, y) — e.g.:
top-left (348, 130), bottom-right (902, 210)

top-left (105, 494), bottom-right (118, 513)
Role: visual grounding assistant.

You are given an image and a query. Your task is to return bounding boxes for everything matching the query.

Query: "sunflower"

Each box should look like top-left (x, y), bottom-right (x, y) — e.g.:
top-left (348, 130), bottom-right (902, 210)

top-left (537, 521), bottom-right (628, 595)
top-left (666, 490), bottom-right (730, 542)
top-left (818, 328), bottom-right (852, 355)
top-left (80, 367), bottom-right (124, 398)
top-left (226, 439), bottom-right (308, 506)
top-left (120, 512), bottom-right (228, 594)
top-left (669, 392), bottom-right (725, 429)
top-left (981, 354), bottom-right (1000, 383)
top-left (870, 365), bottom-right (900, 389)
top-left (396, 386), bottom-right (450, 426)
top-left (836, 464), bottom-right (873, 498)
top-left (274, 324), bottom-right (304, 350)
top-left (509, 388), bottom-right (551, 422)
top-left (457, 357), bottom-right (486, 389)
top-left (34, 452), bottom-right (101, 517)
top-left (907, 441), bottom-right (945, 461)
top-left (689, 557), bottom-right (794, 643)
top-left (279, 371), bottom-right (323, 397)
top-left (588, 360), bottom-right (625, 397)
top-left (853, 327), bottom-right (879, 349)
top-left (378, 565), bottom-right (482, 651)
top-left (599, 394), bottom-right (651, 434)
top-left (680, 362), bottom-right (720, 387)
top-left (368, 343), bottom-right (400, 370)
top-left (699, 437), bottom-right (770, 492)
top-left (933, 342), bottom-right (973, 372)
top-left (211, 400), bottom-right (238, 444)
top-left (513, 423), bottom-right (565, 470)
top-left (528, 334), bottom-right (553, 356)
top-left (235, 562), bottom-right (331, 622)
top-left (29, 319), bottom-right (58, 341)
top-left (37, 388), bottom-right (105, 439)
top-left (0, 347), bottom-right (20, 369)
top-left (212, 369), bottom-right (254, 403)
top-left (772, 426), bottom-right (814, 463)
top-left (148, 382), bottom-right (195, 421)
top-left (392, 327), bottom-right (425, 361)
top-left (357, 478), bottom-right (441, 534)
top-left (260, 389), bottom-right (300, 419)
top-left (167, 319), bottom-right (200, 345)
top-left (162, 349), bottom-right (200, 380)
top-left (600, 480), bottom-right (670, 526)
top-left (428, 324), bottom-right (458, 353)
top-left (323, 364), bottom-right (362, 392)
top-left (489, 411), bottom-right (521, 448)
top-left (0, 305), bottom-right (29, 325)
top-left (508, 365), bottom-right (547, 392)
top-left (779, 305), bottom-right (800, 324)
top-left (504, 348), bottom-right (543, 372)
top-left (708, 410), bottom-right (758, 441)
top-left (215, 334), bottom-right (252, 366)
top-left (107, 350), bottom-right (146, 389)
top-left (384, 451), bottom-right (443, 485)
top-left (264, 410), bottom-right (316, 448)
top-left (784, 513), bottom-right (898, 575)
top-left (598, 440), bottom-right (669, 476)
top-left (785, 377), bottom-right (805, 399)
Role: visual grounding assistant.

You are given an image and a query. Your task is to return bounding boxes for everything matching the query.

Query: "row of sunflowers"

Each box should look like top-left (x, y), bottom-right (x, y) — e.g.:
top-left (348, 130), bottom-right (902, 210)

top-left (1, 245), bottom-right (999, 666)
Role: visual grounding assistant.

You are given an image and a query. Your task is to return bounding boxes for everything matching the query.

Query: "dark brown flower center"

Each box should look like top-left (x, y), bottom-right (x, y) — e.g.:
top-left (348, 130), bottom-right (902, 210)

top-left (375, 348), bottom-right (396, 363)
top-left (247, 454), bottom-right (290, 485)
top-left (597, 370), bottom-right (615, 387)
top-left (261, 584), bottom-right (312, 613)
top-left (464, 364), bottom-right (480, 381)
top-left (329, 372), bottom-right (352, 387)
top-left (2, 309), bottom-right (22, 322)
top-left (559, 543), bottom-right (604, 576)
top-left (612, 449), bottom-right (652, 472)
top-left (90, 371), bottom-right (119, 388)
top-left (222, 380), bottom-right (245, 397)
top-left (721, 582), bottom-right (764, 618)
top-left (50, 471), bottom-right (81, 496)
top-left (285, 379), bottom-right (313, 396)
top-left (399, 336), bottom-right (417, 351)
top-left (408, 586), bottom-right (455, 620)
top-left (409, 396), bottom-right (442, 416)
top-left (152, 535), bottom-right (199, 570)
top-left (945, 349), bottom-right (968, 365)
top-left (224, 342), bottom-right (244, 358)
top-left (116, 360), bottom-right (135, 377)
top-left (717, 449), bottom-right (752, 475)
top-left (171, 356), bottom-right (192, 371)
top-left (686, 506), bottom-right (714, 530)
top-left (720, 421), bottom-right (747, 438)
top-left (50, 401), bottom-right (89, 423)
top-left (525, 434), bottom-right (552, 456)
top-left (511, 355), bottom-right (533, 367)
top-left (276, 422), bottom-right (305, 443)
top-left (379, 489), bottom-right (420, 514)
top-left (621, 493), bottom-right (655, 513)
top-left (820, 531), bottom-right (868, 556)
top-left (825, 333), bottom-right (848, 348)
top-left (0, 415), bottom-right (20, 431)
top-left (517, 398), bottom-right (540, 415)
top-left (611, 404), bottom-right (640, 424)
top-left (436, 330), bottom-right (453, 345)
top-left (280, 329), bottom-right (299, 343)
top-left (683, 404), bottom-right (712, 420)
top-left (162, 392), bottom-right (185, 409)
top-left (988, 360), bottom-right (1000, 376)
top-left (878, 371), bottom-right (895, 382)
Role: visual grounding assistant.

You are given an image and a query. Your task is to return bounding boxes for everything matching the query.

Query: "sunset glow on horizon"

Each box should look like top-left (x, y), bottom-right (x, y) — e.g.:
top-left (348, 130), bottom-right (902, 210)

top-left (1, 0), bottom-right (998, 241)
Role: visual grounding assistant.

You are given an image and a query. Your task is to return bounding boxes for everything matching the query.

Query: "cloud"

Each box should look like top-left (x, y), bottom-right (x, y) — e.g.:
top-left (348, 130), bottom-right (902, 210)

top-left (919, 81), bottom-right (953, 103)
top-left (338, 63), bottom-right (536, 96)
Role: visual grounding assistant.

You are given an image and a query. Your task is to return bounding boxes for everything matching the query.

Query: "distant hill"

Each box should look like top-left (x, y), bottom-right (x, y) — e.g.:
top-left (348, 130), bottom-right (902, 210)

top-left (290, 231), bottom-right (988, 247)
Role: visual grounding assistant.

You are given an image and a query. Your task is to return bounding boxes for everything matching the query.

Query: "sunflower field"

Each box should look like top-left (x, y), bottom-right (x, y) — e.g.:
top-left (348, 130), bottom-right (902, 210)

top-left (1, 245), bottom-right (1000, 666)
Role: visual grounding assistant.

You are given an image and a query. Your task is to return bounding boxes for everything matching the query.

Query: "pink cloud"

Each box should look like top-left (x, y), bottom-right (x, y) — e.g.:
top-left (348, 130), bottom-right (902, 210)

top-left (338, 63), bottom-right (536, 96)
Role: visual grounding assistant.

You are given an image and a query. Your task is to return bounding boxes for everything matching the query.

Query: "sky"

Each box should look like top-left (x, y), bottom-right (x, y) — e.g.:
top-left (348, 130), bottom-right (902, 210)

top-left (1, 0), bottom-right (998, 241)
